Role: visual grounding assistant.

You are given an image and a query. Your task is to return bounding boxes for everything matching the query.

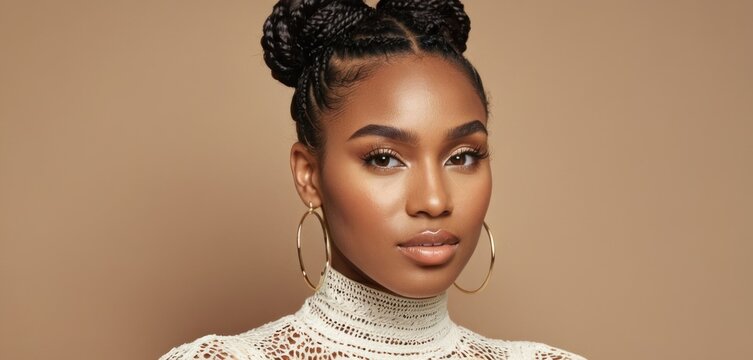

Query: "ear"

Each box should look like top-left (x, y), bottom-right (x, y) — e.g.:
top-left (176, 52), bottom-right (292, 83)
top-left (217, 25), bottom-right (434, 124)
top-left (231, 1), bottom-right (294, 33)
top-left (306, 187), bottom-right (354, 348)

top-left (290, 142), bottom-right (323, 208)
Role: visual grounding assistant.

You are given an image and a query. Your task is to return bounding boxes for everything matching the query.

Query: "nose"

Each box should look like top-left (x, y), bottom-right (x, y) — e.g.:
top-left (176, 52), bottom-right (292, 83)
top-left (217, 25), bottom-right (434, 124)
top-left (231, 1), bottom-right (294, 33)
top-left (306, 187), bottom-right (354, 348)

top-left (406, 162), bottom-right (453, 218)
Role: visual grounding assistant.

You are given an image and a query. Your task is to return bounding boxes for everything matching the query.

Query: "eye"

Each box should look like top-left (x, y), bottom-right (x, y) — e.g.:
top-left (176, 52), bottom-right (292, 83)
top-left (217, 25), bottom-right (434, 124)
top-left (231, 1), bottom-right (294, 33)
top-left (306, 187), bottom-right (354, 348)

top-left (445, 146), bottom-right (489, 167)
top-left (369, 154), bottom-right (402, 168)
top-left (446, 153), bottom-right (475, 166)
top-left (362, 148), bottom-right (405, 169)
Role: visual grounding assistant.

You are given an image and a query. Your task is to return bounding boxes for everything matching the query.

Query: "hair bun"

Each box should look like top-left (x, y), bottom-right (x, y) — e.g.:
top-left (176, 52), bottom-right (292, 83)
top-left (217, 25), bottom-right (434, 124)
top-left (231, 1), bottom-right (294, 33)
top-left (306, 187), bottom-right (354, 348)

top-left (376, 0), bottom-right (471, 53)
top-left (261, 0), bottom-right (374, 87)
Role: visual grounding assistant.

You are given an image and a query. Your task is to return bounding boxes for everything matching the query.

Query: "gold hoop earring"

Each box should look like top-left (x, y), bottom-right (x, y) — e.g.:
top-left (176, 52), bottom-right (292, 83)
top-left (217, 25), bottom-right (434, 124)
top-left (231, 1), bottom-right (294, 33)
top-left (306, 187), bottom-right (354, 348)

top-left (296, 202), bottom-right (331, 291)
top-left (454, 221), bottom-right (496, 294)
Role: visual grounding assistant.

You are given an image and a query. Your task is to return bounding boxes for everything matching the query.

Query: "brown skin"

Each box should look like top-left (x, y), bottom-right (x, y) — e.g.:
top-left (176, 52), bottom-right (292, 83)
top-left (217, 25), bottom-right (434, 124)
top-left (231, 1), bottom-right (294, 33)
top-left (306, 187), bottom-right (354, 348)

top-left (290, 54), bottom-right (491, 299)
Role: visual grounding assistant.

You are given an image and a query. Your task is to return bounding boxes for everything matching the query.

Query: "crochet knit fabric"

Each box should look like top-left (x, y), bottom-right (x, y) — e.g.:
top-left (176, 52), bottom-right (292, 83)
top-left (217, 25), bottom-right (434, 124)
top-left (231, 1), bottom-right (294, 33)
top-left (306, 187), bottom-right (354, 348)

top-left (160, 268), bottom-right (586, 359)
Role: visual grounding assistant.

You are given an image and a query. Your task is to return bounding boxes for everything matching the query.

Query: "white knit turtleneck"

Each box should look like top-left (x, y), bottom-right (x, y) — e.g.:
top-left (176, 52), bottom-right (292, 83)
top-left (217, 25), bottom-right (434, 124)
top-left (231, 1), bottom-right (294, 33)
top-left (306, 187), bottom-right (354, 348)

top-left (160, 267), bottom-right (587, 359)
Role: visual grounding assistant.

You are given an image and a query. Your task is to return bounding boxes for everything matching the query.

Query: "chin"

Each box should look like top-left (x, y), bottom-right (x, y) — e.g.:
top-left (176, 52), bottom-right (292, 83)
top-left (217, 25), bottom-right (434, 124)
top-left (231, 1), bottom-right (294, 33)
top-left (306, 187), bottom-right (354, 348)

top-left (379, 266), bottom-right (459, 299)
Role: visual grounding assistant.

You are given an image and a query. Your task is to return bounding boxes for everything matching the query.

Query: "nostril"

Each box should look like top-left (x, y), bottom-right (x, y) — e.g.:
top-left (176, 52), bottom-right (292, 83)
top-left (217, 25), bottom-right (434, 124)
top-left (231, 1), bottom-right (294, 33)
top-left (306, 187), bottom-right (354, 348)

top-left (415, 208), bottom-right (452, 218)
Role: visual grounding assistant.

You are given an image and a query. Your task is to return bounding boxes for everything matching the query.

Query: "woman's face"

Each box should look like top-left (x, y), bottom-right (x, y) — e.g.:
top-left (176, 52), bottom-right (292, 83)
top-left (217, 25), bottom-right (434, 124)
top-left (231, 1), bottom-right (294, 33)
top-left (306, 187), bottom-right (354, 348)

top-left (293, 54), bottom-right (491, 298)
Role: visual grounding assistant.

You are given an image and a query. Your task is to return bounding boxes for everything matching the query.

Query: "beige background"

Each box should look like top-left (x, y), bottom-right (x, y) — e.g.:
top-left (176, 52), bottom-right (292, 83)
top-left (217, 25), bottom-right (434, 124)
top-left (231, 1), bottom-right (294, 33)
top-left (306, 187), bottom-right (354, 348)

top-left (1, 1), bottom-right (751, 359)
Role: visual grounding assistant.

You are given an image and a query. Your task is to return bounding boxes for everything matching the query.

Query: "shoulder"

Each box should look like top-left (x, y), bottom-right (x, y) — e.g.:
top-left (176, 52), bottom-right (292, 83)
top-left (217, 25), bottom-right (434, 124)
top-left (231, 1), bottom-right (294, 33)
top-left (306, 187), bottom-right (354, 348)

top-left (457, 326), bottom-right (588, 360)
top-left (158, 315), bottom-right (296, 360)
top-left (158, 334), bottom-right (266, 360)
top-left (509, 340), bottom-right (588, 360)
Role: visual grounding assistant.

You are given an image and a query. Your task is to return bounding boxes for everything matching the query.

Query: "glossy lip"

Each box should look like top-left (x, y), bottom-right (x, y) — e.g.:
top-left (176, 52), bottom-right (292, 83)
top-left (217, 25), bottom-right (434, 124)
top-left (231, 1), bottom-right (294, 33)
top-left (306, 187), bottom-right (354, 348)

top-left (397, 229), bottom-right (460, 266)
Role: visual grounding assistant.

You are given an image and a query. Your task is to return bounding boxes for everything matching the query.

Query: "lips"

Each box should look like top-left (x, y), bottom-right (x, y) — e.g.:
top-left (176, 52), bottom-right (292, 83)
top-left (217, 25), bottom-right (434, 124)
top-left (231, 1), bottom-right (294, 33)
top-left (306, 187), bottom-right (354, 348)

top-left (397, 229), bottom-right (460, 266)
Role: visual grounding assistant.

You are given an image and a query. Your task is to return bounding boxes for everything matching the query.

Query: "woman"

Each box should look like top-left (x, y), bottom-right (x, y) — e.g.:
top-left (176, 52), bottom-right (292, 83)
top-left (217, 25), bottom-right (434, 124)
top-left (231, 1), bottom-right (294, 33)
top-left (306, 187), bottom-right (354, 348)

top-left (161, 0), bottom-right (587, 359)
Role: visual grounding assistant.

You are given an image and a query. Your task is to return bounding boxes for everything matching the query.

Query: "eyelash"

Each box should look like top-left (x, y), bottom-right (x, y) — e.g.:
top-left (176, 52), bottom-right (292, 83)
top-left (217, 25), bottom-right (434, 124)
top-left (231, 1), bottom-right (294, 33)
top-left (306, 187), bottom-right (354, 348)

top-left (448, 145), bottom-right (490, 167)
top-left (360, 147), bottom-right (405, 169)
top-left (360, 145), bottom-right (490, 170)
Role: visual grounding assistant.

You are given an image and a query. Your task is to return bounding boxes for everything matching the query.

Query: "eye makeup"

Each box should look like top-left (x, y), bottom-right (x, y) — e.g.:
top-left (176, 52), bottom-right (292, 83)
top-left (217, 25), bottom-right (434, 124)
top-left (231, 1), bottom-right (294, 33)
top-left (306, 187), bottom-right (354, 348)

top-left (359, 143), bottom-right (489, 172)
top-left (445, 144), bottom-right (490, 168)
top-left (360, 146), bottom-right (406, 170)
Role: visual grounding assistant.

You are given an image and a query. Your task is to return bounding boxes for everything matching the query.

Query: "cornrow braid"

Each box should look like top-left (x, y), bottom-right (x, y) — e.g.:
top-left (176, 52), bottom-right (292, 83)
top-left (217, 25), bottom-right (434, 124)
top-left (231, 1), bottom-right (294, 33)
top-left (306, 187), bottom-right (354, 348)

top-left (261, 0), bottom-right (488, 153)
top-left (376, 0), bottom-right (470, 53)
top-left (262, 0), bottom-right (374, 87)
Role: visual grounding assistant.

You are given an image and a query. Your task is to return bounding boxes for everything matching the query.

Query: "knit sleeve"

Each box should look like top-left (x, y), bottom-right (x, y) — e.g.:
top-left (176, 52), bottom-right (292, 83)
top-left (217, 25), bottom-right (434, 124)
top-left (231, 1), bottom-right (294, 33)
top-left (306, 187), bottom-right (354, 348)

top-left (158, 334), bottom-right (267, 360)
top-left (515, 341), bottom-right (588, 360)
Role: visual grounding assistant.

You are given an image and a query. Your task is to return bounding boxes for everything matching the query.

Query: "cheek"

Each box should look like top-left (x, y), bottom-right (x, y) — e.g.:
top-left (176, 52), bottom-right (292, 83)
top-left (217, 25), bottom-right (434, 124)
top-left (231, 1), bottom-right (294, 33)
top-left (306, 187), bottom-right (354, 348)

top-left (447, 161), bottom-right (492, 211)
top-left (457, 169), bottom-right (492, 219)
top-left (319, 160), bottom-right (408, 250)
top-left (450, 168), bottom-right (492, 249)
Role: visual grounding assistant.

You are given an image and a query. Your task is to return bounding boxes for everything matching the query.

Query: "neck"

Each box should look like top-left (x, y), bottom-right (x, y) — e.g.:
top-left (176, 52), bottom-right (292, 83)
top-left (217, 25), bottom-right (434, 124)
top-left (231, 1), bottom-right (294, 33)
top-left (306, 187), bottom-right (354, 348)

top-left (329, 247), bottom-right (400, 296)
top-left (295, 266), bottom-right (456, 355)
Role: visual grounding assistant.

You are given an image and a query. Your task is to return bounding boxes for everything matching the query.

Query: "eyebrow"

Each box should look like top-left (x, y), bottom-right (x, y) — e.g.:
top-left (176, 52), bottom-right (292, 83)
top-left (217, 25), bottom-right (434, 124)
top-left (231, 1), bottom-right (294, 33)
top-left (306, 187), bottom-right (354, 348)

top-left (348, 120), bottom-right (487, 144)
top-left (348, 124), bottom-right (418, 144)
top-left (446, 120), bottom-right (488, 140)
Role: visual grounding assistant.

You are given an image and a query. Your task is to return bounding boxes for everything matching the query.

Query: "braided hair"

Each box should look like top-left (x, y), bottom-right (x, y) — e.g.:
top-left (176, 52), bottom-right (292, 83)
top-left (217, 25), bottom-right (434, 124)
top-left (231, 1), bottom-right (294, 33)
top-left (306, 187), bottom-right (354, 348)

top-left (261, 0), bottom-right (488, 154)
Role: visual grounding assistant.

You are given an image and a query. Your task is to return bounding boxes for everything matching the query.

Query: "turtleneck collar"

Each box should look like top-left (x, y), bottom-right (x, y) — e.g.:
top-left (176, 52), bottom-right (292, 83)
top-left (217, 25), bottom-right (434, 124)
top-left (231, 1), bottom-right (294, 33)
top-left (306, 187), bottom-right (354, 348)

top-left (294, 266), bottom-right (458, 355)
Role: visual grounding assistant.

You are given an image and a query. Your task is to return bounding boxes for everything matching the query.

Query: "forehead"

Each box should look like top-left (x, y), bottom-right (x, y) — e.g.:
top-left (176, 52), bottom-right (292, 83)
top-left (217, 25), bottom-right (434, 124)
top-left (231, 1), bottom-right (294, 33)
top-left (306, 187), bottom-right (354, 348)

top-left (327, 55), bottom-right (487, 139)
